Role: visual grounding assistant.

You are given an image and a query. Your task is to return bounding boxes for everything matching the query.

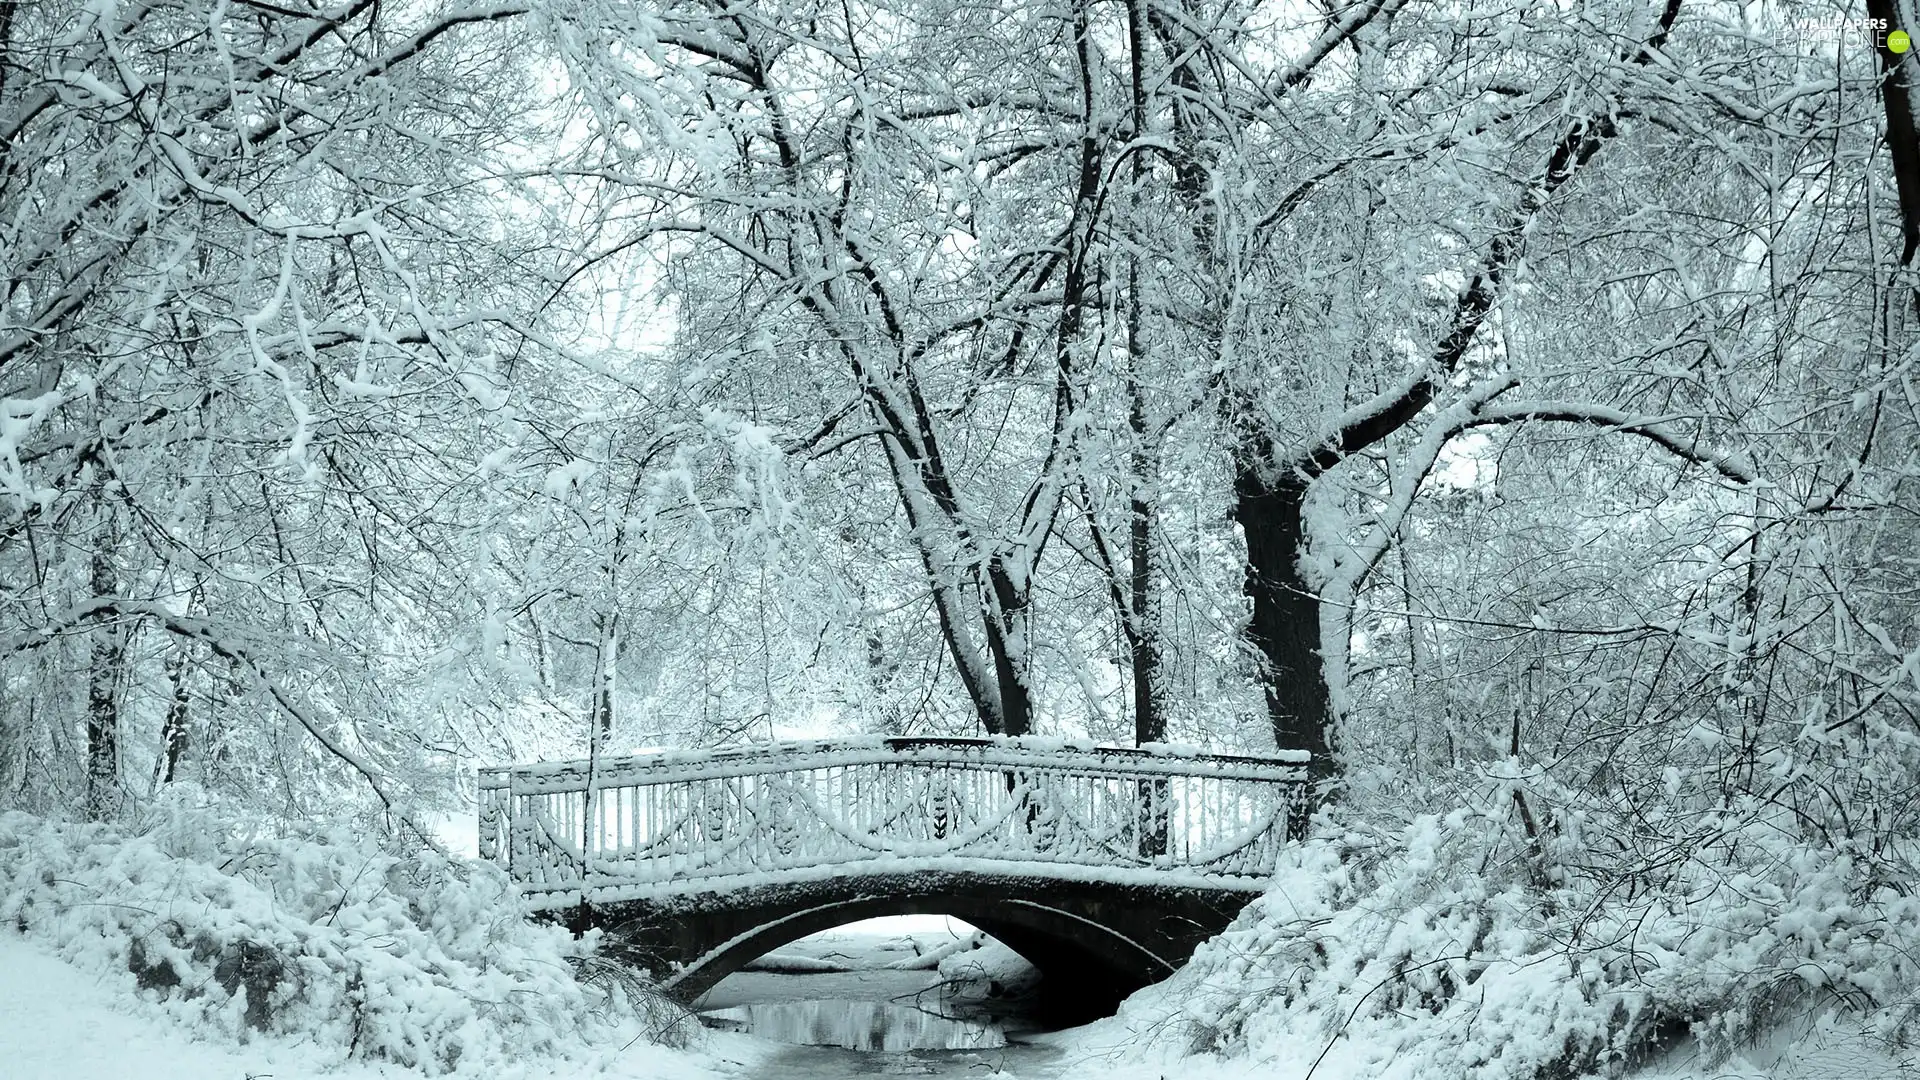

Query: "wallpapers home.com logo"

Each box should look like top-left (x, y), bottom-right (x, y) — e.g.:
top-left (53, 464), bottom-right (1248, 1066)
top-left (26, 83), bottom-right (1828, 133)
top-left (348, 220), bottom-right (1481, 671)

top-left (1788, 15), bottom-right (1911, 51)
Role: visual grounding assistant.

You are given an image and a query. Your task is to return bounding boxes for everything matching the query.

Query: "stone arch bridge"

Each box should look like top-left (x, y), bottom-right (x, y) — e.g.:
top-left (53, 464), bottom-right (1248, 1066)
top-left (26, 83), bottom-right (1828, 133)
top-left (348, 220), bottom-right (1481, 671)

top-left (480, 737), bottom-right (1307, 1020)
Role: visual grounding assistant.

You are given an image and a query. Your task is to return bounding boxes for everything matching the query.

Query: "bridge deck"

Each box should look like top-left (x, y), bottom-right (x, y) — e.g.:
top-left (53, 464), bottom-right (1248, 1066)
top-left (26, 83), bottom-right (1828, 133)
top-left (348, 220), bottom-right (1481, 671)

top-left (480, 736), bottom-right (1308, 909)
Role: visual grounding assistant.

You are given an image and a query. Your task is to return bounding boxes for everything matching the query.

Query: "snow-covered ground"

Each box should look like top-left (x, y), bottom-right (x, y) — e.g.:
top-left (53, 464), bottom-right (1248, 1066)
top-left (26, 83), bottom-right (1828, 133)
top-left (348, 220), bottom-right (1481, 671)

top-left (0, 932), bottom-right (759, 1080)
top-left (0, 924), bottom-right (1190, 1080)
top-left (4, 889), bottom-right (1912, 1080)
top-left (5, 925), bottom-right (1913, 1080)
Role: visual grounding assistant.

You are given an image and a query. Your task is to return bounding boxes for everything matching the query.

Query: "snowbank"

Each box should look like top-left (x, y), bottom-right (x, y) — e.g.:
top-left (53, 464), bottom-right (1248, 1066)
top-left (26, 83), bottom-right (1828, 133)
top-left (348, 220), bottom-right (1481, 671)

top-left (0, 933), bottom-right (748, 1080)
top-left (0, 796), bottom-right (695, 1075)
top-left (0, 935), bottom-right (413, 1080)
top-left (1094, 801), bottom-right (1920, 1080)
top-left (935, 937), bottom-right (1041, 1012)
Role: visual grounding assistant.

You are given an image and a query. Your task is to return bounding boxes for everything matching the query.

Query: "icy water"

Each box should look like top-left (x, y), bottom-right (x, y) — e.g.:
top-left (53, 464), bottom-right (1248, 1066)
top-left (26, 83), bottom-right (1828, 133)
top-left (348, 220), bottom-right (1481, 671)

top-left (698, 948), bottom-right (1068, 1077)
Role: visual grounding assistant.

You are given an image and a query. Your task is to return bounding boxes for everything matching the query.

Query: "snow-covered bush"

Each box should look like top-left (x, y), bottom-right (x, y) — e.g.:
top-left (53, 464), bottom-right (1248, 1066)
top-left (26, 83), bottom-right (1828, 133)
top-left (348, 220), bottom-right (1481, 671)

top-left (1112, 777), bottom-right (1920, 1080)
top-left (0, 794), bottom-right (691, 1073)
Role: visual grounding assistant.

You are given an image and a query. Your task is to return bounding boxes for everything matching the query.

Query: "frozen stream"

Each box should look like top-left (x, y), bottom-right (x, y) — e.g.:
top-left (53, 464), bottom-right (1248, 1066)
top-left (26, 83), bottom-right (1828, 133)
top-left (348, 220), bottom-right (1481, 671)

top-left (695, 923), bottom-right (1071, 1078)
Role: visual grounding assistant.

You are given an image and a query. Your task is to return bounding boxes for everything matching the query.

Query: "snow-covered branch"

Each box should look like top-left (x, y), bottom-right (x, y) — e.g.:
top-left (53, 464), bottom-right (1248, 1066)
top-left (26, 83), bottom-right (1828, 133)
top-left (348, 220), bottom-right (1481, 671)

top-left (1, 597), bottom-right (442, 850)
top-left (1468, 401), bottom-right (1758, 485)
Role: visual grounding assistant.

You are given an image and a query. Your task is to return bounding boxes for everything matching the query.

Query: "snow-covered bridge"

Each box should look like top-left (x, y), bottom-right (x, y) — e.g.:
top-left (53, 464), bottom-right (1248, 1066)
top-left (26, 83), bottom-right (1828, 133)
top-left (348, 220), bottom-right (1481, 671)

top-left (479, 737), bottom-right (1308, 1016)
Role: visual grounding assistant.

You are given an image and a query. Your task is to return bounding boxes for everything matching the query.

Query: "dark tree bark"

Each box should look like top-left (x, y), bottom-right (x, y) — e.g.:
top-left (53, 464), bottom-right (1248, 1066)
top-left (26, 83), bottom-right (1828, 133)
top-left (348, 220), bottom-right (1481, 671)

top-left (1227, 12), bottom-right (1648, 782)
top-left (1233, 459), bottom-right (1334, 780)
top-left (1127, 436), bottom-right (1163, 746)
top-left (984, 556), bottom-right (1034, 736)
top-left (1137, 1), bottom-right (1407, 776)
top-left (1125, 0), bottom-right (1163, 750)
top-left (0, 0), bottom-right (16, 109)
top-left (1867, 0), bottom-right (1920, 273)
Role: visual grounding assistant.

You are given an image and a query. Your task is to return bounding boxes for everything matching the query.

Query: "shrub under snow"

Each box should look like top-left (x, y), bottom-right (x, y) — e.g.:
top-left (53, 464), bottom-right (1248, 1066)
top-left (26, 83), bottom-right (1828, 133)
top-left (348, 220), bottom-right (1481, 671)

top-left (0, 794), bottom-right (685, 1074)
top-left (1107, 790), bottom-right (1920, 1080)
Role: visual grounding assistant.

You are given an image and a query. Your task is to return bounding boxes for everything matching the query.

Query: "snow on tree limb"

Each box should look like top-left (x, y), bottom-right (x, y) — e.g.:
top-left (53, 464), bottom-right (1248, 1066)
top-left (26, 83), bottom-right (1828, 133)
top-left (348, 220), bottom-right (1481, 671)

top-left (1318, 386), bottom-right (1761, 638)
top-left (1268, 0), bottom-right (1410, 96)
top-left (1467, 401), bottom-right (1758, 485)
top-left (1331, 376), bottom-right (1524, 590)
top-left (1282, 0), bottom-right (1685, 483)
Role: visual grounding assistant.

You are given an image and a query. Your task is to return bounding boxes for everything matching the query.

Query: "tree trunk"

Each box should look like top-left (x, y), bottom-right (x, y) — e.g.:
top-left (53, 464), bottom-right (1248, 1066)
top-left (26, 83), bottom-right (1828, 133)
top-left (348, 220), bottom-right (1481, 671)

top-left (1124, 0), bottom-right (1163, 749)
top-left (1233, 458), bottom-right (1334, 782)
top-left (593, 611), bottom-right (617, 748)
top-left (1867, 0), bottom-right (1920, 274)
top-left (85, 547), bottom-right (124, 820)
top-left (203, 657), bottom-right (245, 787)
top-left (0, 0), bottom-right (16, 107)
top-left (983, 557), bottom-right (1034, 736)
top-left (1122, 362), bottom-right (1164, 747)
top-left (160, 642), bottom-right (192, 783)
top-left (529, 603), bottom-right (554, 694)
top-left (1128, 475), bottom-right (1162, 746)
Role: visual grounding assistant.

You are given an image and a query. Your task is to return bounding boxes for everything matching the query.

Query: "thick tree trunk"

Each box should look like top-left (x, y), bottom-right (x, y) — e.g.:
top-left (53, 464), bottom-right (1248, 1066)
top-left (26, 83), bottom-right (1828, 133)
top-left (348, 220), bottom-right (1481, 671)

top-left (983, 557), bottom-right (1034, 736)
top-left (0, 0), bottom-right (17, 110)
top-left (1220, 70), bottom-right (1633, 800)
top-left (1120, 366), bottom-right (1163, 748)
top-left (1130, 413), bottom-right (1170, 854)
top-left (1128, 488), bottom-right (1162, 746)
top-left (85, 548), bottom-right (124, 820)
top-left (1867, 0), bottom-right (1920, 274)
top-left (1233, 459), bottom-right (1334, 784)
top-left (1124, 0), bottom-right (1164, 751)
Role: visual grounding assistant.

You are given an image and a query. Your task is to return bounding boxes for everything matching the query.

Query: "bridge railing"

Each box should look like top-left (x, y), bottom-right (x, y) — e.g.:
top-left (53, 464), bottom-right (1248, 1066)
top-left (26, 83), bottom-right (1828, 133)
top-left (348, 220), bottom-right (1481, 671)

top-left (480, 737), bottom-right (1309, 908)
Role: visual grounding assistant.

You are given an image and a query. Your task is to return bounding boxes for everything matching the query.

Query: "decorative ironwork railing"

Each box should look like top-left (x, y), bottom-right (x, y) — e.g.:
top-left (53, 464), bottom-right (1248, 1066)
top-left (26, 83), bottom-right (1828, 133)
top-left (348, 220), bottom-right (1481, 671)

top-left (479, 737), bottom-right (1309, 908)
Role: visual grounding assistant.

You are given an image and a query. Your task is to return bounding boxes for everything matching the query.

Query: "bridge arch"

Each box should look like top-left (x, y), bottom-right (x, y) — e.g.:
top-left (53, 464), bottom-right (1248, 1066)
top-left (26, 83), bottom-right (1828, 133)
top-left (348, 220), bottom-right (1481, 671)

top-left (661, 882), bottom-right (1172, 1004)
top-left (594, 871), bottom-right (1253, 1021)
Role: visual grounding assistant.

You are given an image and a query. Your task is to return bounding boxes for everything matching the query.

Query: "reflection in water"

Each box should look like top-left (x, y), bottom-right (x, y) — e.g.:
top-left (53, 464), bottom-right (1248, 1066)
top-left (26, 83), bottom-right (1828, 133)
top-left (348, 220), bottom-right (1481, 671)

top-left (703, 999), bottom-right (1008, 1052)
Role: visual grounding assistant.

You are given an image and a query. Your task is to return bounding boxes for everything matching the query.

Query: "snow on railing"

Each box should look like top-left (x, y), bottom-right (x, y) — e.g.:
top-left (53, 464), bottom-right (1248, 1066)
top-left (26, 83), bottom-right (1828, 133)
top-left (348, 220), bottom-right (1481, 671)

top-left (479, 737), bottom-right (1309, 908)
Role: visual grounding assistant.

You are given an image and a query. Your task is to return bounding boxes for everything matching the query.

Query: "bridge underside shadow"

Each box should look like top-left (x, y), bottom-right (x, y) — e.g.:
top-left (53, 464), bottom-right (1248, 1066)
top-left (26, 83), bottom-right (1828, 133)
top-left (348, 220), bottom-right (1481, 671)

top-left (580, 872), bottom-right (1260, 1024)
